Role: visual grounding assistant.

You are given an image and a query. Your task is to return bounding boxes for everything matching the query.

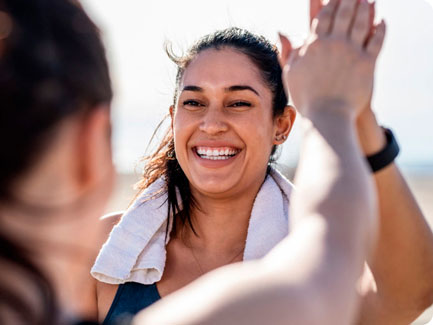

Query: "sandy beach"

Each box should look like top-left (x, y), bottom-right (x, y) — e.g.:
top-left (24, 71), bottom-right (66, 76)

top-left (106, 167), bottom-right (433, 324)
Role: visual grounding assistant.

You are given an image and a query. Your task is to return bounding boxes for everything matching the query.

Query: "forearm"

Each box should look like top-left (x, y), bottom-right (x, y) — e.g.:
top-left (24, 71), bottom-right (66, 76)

top-left (133, 251), bottom-right (354, 325)
top-left (285, 110), bottom-right (378, 323)
top-left (356, 109), bottom-right (433, 323)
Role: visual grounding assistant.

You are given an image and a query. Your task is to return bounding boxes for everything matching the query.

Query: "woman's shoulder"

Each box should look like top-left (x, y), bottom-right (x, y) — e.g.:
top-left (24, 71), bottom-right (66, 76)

top-left (94, 212), bottom-right (124, 322)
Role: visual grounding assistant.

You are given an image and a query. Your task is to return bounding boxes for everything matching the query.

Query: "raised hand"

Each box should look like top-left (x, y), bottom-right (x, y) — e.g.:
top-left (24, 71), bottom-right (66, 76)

top-left (280, 0), bottom-right (375, 65)
top-left (280, 0), bottom-right (385, 120)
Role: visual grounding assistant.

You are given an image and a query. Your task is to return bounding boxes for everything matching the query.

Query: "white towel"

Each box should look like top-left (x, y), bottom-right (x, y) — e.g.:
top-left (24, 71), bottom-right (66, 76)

top-left (91, 167), bottom-right (294, 285)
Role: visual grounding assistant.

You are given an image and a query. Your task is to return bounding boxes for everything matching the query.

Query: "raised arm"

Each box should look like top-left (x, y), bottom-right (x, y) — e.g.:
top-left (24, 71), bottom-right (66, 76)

top-left (133, 1), bottom-right (383, 324)
top-left (309, 1), bottom-right (433, 322)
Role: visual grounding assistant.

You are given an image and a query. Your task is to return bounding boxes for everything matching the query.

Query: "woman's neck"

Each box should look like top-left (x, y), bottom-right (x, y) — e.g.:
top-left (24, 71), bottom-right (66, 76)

top-left (182, 175), bottom-right (267, 254)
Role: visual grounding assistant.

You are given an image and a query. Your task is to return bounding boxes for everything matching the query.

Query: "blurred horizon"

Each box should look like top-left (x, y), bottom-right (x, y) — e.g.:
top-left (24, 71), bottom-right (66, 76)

top-left (80, 0), bottom-right (433, 174)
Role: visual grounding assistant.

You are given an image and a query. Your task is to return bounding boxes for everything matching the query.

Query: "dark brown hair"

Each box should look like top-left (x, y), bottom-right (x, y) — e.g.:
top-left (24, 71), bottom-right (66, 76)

top-left (135, 27), bottom-right (288, 235)
top-left (0, 0), bottom-right (112, 323)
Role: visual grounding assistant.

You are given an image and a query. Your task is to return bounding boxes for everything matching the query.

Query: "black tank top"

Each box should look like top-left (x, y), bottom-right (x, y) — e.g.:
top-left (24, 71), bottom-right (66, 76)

top-left (103, 282), bottom-right (161, 325)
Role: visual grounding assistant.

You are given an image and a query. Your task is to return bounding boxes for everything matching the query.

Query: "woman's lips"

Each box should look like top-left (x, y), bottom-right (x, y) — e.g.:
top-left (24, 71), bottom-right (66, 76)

top-left (194, 146), bottom-right (241, 160)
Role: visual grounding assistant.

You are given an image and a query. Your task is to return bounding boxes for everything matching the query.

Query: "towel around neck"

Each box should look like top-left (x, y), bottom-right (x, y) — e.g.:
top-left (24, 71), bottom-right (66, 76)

top-left (91, 167), bottom-right (294, 285)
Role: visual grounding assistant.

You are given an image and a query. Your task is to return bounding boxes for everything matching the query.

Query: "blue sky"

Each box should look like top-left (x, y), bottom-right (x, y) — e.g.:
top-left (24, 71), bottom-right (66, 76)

top-left (80, 0), bottom-right (433, 172)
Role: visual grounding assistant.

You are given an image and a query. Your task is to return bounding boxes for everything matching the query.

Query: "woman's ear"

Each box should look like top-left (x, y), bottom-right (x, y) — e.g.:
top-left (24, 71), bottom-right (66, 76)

top-left (273, 105), bottom-right (297, 145)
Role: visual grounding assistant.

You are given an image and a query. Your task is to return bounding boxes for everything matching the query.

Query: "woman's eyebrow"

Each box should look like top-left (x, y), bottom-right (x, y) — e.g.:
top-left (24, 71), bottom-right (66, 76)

top-left (181, 85), bottom-right (260, 97)
top-left (225, 85), bottom-right (260, 97)
top-left (182, 85), bottom-right (203, 92)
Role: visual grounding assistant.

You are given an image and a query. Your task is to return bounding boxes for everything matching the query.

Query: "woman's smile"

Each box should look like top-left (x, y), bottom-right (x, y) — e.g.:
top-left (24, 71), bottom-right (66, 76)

top-left (191, 144), bottom-right (242, 169)
top-left (194, 146), bottom-right (240, 160)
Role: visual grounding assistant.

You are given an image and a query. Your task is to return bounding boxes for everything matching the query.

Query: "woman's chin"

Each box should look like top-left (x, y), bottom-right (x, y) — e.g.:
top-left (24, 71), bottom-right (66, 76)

top-left (190, 177), bottom-right (241, 197)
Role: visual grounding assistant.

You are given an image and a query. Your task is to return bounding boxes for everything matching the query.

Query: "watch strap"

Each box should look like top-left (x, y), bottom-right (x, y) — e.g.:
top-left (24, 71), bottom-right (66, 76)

top-left (366, 127), bottom-right (400, 173)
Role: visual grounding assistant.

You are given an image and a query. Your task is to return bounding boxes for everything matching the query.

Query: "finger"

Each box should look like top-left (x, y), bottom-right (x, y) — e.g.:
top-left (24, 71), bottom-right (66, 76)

top-left (286, 47), bottom-right (301, 70)
top-left (350, 0), bottom-right (370, 47)
top-left (369, 1), bottom-right (375, 28)
top-left (313, 0), bottom-right (340, 36)
top-left (332, 0), bottom-right (358, 37)
top-left (310, 0), bottom-right (323, 24)
top-left (281, 47), bottom-right (301, 97)
top-left (366, 20), bottom-right (386, 57)
top-left (278, 33), bottom-right (292, 68)
top-left (364, 1), bottom-right (376, 45)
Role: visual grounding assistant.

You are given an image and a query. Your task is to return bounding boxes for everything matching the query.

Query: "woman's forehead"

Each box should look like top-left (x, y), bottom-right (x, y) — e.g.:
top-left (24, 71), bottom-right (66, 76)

top-left (180, 48), bottom-right (267, 91)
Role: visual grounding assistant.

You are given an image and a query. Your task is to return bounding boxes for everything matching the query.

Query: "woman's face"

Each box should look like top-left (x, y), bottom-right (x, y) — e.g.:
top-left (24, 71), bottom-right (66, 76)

top-left (172, 48), bottom-right (287, 198)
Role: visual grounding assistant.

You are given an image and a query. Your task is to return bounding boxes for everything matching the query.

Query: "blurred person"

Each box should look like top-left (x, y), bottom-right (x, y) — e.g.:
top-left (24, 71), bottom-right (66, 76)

top-left (92, 1), bottom-right (433, 325)
top-left (0, 0), bottom-right (114, 323)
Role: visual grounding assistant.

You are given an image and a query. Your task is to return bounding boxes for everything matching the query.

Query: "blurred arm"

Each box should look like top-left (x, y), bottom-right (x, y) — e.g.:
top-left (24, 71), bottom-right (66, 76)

top-left (133, 109), bottom-right (377, 325)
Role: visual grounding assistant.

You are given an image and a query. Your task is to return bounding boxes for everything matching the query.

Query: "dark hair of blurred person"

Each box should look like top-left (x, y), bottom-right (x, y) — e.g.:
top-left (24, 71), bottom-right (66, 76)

top-left (0, 0), bottom-right (113, 323)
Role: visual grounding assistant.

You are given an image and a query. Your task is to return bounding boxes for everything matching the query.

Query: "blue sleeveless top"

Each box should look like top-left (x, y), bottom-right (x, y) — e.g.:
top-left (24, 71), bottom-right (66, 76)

top-left (103, 282), bottom-right (161, 325)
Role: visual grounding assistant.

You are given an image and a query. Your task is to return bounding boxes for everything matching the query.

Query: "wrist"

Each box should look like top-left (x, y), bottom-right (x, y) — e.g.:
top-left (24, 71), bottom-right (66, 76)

top-left (301, 111), bottom-right (356, 138)
top-left (356, 108), bottom-right (386, 155)
top-left (303, 100), bottom-right (356, 125)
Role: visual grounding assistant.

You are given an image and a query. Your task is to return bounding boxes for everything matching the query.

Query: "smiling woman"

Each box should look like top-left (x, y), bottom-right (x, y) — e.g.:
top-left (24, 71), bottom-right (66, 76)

top-left (92, 27), bottom-right (297, 324)
top-left (135, 27), bottom-right (295, 236)
top-left (92, 18), bottom-right (433, 325)
top-left (165, 28), bottom-right (292, 221)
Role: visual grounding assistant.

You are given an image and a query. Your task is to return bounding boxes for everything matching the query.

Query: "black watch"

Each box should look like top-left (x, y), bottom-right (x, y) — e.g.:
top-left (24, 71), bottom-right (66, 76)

top-left (366, 128), bottom-right (400, 173)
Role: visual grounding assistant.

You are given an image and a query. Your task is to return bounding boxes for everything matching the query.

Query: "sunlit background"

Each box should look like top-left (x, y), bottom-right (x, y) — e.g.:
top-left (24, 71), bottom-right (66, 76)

top-left (80, 0), bottom-right (433, 174)
top-left (80, 1), bottom-right (433, 322)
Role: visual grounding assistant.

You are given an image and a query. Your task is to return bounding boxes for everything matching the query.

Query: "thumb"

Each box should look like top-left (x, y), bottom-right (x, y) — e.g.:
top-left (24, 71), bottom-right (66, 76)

top-left (278, 32), bottom-right (292, 68)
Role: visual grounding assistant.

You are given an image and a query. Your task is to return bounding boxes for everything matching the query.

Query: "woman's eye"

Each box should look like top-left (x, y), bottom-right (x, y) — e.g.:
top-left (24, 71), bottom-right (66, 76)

top-left (183, 100), bottom-right (203, 107)
top-left (229, 101), bottom-right (252, 108)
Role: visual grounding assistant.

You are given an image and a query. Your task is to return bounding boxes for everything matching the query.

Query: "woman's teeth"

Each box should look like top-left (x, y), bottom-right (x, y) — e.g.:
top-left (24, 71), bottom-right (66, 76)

top-left (195, 147), bottom-right (239, 160)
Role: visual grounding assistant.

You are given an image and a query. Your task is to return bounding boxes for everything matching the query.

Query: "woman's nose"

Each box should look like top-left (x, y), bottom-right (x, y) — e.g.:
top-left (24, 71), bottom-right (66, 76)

top-left (198, 107), bottom-right (229, 135)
